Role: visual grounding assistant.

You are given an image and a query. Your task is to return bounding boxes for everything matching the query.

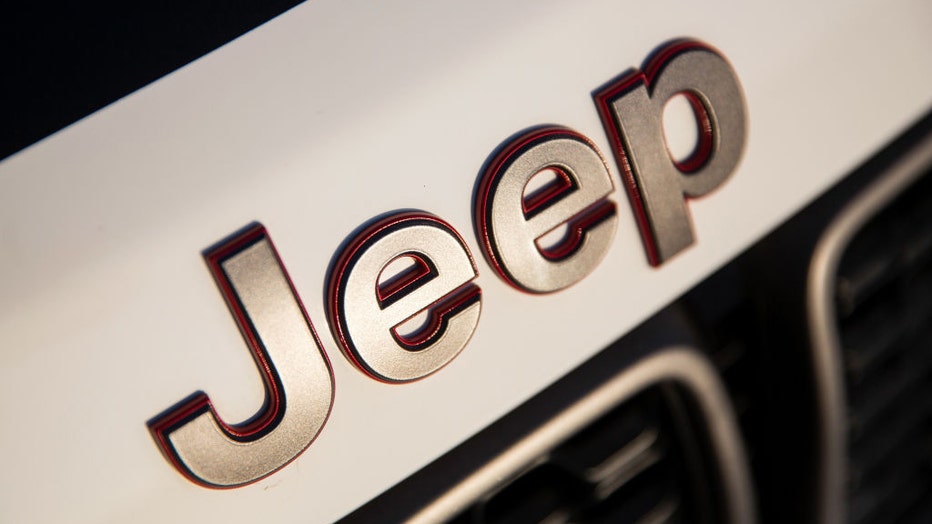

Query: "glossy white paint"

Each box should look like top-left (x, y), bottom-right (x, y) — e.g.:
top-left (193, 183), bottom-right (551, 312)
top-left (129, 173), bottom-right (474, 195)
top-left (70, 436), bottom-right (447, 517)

top-left (1, 0), bottom-right (930, 522)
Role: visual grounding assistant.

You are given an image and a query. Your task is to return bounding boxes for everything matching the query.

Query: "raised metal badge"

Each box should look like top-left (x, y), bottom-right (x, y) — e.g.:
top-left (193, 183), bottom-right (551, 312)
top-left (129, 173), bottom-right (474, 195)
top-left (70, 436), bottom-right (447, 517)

top-left (148, 224), bottom-right (334, 488)
top-left (327, 211), bottom-right (482, 383)
top-left (148, 37), bottom-right (749, 489)
top-left (475, 126), bottom-right (618, 293)
top-left (594, 39), bottom-right (747, 265)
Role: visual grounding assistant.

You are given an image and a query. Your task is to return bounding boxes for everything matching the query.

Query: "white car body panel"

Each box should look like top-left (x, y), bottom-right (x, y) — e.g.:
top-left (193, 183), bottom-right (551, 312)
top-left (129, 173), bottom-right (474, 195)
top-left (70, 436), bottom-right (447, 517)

top-left (1, 1), bottom-right (930, 522)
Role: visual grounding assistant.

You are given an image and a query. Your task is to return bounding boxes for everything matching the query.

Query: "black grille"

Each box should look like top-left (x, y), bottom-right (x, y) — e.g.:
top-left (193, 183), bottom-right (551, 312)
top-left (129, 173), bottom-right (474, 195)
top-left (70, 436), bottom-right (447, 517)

top-left (447, 386), bottom-right (717, 524)
top-left (680, 265), bottom-right (762, 472)
top-left (835, 169), bottom-right (932, 524)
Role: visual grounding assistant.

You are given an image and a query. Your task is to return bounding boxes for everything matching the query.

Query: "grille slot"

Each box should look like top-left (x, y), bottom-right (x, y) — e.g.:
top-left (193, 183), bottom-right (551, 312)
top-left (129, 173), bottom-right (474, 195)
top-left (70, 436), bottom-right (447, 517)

top-left (834, 169), bottom-right (932, 524)
top-left (449, 388), bottom-right (695, 524)
top-left (680, 270), bottom-right (761, 471)
top-left (341, 348), bottom-right (755, 524)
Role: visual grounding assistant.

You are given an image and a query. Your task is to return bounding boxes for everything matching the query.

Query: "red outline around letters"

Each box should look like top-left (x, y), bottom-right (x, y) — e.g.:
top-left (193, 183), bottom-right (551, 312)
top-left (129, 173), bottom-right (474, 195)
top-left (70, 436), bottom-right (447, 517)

top-left (391, 284), bottom-right (481, 351)
top-left (593, 39), bottom-right (723, 266)
top-left (474, 126), bottom-right (616, 292)
top-left (376, 253), bottom-right (435, 307)
top-left (522, 166), bottom-right (575, 218)
top-left (327, 212), bottom-right (481, 383)
top-left (148, 223), bottom-right (333, 489)
top-left (536, 199), bottom-right (616, 261)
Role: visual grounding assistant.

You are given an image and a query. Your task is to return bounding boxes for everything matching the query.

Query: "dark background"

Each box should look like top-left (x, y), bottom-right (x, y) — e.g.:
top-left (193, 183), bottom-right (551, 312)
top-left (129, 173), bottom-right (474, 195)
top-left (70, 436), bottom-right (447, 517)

top-left (1, 2), bottom-right (305, 161)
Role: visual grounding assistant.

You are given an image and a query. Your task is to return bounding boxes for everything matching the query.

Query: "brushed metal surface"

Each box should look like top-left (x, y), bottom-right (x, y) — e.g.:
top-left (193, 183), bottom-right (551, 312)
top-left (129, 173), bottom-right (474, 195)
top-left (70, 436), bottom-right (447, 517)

top-left (476, 127), bottom-right (617, 293)
top-left (329, 213), bottom-right (481, 383)
top-left (596, 41), bottom-right (747, 265)
top-left (155, 233), bottom-right (334, 487)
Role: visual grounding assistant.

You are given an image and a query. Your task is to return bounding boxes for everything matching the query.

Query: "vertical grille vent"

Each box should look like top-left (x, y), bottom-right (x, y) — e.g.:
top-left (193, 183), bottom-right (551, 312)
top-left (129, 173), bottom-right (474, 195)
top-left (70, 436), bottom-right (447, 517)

top-left (445, 385), bottom-right (720, 524)
top-left (835, 169), bottom-right (932, 524)
top-left (680, 266), bottom-right (763, 476)
top-left (340, 345), bottom-right (754, 524)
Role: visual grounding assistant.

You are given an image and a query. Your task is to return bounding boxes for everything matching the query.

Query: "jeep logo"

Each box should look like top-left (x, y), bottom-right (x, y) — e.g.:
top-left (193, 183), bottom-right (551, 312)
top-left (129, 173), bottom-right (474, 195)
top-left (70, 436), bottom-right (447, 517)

top-left (148, 38), bottom-right (747, 488)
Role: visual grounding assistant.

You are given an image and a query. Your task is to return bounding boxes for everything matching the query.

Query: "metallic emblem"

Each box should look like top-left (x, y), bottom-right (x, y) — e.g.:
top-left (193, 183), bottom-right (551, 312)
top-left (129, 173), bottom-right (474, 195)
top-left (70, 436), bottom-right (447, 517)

top-left (475, 126), bottom-right (617, 293)
top-left (594, 39), bottom-right (747, 265)
top-left (148, 224), bottom-right (334, 488)
top-left (149, 38), bottom-right (748, 489)
top-left (327, 211), bottom-right (482, 383)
